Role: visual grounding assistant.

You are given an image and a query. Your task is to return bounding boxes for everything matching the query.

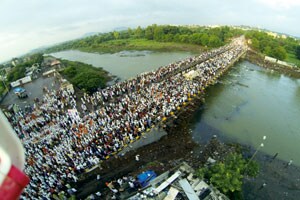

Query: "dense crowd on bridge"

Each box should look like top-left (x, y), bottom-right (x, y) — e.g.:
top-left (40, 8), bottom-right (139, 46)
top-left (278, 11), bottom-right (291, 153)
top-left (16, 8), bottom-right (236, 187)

top-left (4, 37), bottom-right (246, 199)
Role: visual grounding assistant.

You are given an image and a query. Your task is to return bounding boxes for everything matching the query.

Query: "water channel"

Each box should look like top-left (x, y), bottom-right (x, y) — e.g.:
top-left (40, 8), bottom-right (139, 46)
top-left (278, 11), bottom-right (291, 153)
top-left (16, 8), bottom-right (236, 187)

top-left (51, 50), bottom-right (300, 166)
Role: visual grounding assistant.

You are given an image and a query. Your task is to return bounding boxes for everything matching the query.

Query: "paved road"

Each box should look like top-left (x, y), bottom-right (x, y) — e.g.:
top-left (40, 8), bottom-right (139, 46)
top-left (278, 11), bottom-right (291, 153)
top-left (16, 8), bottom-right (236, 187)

top-left (1, 75), bottom-right (60, 110)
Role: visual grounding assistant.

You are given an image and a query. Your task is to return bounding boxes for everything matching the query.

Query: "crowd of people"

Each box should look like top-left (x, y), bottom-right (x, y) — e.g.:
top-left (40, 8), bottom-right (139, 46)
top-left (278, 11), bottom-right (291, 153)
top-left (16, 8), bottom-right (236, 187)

top-left (4, 37), bottom-right (246, 199)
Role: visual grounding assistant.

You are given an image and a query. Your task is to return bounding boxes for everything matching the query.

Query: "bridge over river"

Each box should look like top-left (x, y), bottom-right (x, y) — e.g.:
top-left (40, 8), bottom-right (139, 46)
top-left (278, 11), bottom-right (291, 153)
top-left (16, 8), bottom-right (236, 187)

top-left (16, 36), bottom-right (247, 198)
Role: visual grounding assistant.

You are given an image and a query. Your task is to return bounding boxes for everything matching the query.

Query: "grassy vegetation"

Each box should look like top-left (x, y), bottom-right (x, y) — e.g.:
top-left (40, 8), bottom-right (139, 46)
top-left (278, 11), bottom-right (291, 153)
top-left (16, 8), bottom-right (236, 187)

top-left (0, 83), bottom-right (7, 96)
top-left (43, 24), bottom-right (300, 67)
top-left (285, 52), bottom-right (300, 67)
top-left (78, 38), bottom-right (204, 54)
top-left (45, 25), bottom-right (242, 54)
top-left (60, 60), bottom-right (111, 94)
top-left (197, 152), bottom-right (259, 198)
top-left (245, 30), bottom-right (300, 67)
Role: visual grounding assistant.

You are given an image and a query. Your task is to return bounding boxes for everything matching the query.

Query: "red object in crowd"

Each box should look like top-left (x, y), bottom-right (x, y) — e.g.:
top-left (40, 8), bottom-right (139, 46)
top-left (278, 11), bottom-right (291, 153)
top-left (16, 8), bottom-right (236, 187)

top-left (0, 165), bottom-right (30, 200)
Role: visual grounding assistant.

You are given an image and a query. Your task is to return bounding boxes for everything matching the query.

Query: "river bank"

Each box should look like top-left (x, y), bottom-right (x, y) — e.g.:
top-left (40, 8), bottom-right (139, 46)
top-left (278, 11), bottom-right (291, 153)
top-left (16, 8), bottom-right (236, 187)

top-left (41, 40), bottom-right (300, 199)
top-left (73, 95), bottom-right (241, 199)
top-left (245, 49), bottom-right (300, 78)
top-left (54, 46), bottom-right (300, 199)
top-left (48, 39), bottom-right (205, 55)
top-left (72, 46), bottom-right (249, 198)
top-left (73, 88), bottom-right (300, 199)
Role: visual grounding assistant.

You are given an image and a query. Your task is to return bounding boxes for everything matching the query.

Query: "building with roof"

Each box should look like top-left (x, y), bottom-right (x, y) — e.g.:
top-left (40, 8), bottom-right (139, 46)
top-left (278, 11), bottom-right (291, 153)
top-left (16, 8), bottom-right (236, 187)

top-left (123, 162), bottom-right (229, 200)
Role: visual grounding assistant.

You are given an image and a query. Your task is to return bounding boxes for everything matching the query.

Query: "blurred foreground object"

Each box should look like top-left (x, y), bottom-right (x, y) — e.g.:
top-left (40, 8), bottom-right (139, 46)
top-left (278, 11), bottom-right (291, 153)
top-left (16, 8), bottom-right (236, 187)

top-left (0, 110), bottom-right (30, 199)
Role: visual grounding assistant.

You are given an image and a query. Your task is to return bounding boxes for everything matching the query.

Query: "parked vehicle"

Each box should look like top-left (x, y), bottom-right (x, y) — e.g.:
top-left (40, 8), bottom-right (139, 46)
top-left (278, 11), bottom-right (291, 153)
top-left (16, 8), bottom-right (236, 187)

top-left (13, 87), bottom-right (28, 99)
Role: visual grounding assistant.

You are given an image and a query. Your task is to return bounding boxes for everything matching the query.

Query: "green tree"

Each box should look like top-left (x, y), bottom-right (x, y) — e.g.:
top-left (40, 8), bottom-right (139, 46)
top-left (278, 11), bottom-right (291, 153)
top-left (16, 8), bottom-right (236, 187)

top-left (251, 38), bottom-right (260, 50)
top-left (134, 26), bottom-right (144, 38)
top-left (119, 30), bottom-right (130, 39)
top-left (296, 45), bottom-right (300, 60)
top-left (7, 64), bottom-right (27, 82)
top-left (73, 72), bottom-right (106, 93)
top-left (208, 35), bottom-right (222, 47)
top-left (196, 153), bottom-right (259, 194)
top-left (244, 160), bottom-right (259, 177)
top-left (273, 46), bottom-right (287, 60)
top-left (127, 28), bottom-right (133, 37)
top-left (29, 53), bottom-right (44, 64)
top-left (163, 34), bottom-right (174, 42)
top-left (179, 35), bottom-right (190, 43)
top-left (113, 31), bottom-right (120, 40)
top-left (63, 66), bottom-right (77, 77)
top-left (153, 26), bottom-right (164, 41)
top-left (200, 33), bottom-right (209, 46)
top-left (61, 60), bottom-right (111, 94)
top-left (145, 25), bottom-right (154, 40)
top-left (263, 46), bottom-right (272, 56)
top-left (190, 33), bottom-right (202, 45)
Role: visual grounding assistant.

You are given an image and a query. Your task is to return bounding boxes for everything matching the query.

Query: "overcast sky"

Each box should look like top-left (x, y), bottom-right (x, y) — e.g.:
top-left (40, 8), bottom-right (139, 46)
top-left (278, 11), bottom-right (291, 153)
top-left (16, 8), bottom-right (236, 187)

top-left (1, 0), bottom-right (300, 63)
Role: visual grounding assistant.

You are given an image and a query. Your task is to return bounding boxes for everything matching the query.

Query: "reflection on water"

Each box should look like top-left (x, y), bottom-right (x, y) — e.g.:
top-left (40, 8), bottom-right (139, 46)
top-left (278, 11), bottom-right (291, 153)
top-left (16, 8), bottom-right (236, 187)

top-left (192, 61), bottom-right (300, 166)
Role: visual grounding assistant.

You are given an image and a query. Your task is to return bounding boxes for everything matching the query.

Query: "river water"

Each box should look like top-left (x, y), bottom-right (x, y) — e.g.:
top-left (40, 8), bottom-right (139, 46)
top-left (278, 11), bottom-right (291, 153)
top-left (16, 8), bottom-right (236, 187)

top-left (50, 50), bottom-right (193, 81)
top-left (192, 61), bottom-right (300, 166)
top-left (51, 50), bottom-right (300, 166)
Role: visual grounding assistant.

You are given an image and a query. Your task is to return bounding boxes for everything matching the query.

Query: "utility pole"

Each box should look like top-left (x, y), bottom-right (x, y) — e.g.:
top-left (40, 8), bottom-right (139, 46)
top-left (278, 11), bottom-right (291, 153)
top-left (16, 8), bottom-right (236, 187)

top-left (245, 136), bottom-right (267, 171)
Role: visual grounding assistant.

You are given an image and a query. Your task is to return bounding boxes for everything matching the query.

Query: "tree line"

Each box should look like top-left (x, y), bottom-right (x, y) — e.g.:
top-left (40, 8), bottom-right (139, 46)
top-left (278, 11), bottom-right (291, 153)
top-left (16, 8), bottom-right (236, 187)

top-left (45, 25), bottom-right (244, 52)
top-left (45, 25), bottom-right (300, 65)
top-left (245, 30), bottom-right (300, 61)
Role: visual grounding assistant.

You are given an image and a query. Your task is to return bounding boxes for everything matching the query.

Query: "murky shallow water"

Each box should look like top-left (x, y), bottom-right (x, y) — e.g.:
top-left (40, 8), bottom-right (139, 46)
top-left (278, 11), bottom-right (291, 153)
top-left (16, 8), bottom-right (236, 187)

top-left (192, 61), bottom-right (300, 166)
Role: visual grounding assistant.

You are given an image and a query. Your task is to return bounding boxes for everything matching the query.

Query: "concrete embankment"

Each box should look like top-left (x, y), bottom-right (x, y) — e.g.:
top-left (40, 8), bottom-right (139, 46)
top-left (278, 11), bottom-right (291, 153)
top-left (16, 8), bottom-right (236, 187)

top-left (245, 50), bottom-right (300, 78)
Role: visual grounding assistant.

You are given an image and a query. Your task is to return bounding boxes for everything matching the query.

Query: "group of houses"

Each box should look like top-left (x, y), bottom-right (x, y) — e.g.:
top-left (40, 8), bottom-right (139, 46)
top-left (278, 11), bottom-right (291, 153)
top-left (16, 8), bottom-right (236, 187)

top-left (9, 57), bottom-right (62, 88)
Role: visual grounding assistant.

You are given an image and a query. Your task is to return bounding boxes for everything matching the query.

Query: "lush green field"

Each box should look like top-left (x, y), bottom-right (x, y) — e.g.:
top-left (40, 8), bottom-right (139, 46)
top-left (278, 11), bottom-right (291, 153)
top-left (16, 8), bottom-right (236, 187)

top-left (78, 39), bottom-right (204, 54)
top-left (285, 52), bottom-right (300, 67)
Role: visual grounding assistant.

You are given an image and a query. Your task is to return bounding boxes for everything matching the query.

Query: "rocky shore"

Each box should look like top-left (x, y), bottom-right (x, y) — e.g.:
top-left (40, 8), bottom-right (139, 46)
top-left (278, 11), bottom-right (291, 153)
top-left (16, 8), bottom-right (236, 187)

top-left (245, 49), bottom-right (300, 78)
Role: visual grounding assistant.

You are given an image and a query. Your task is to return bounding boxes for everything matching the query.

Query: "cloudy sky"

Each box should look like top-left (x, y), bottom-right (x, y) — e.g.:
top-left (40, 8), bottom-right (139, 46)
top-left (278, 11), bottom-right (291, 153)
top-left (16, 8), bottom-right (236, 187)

top-left (0, 0), bottom-right (299, 63)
